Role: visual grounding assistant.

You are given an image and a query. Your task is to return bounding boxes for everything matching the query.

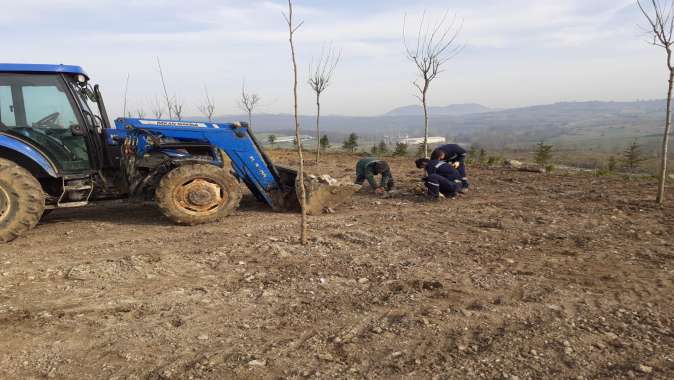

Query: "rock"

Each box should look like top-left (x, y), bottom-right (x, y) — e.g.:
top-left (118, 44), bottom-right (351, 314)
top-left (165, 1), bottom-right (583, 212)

top-left (637, 364), bottom-right (653, 374)
top-left (319, 174), bottom-right (339, 186)
top-left (248, 359), bottom-right (267, 367)
top-left (505, 160), bottom-right (524, 169)
top-left (372, 327), bottom-right (383, 334)
top-left (197, 334), bottom-right (209, 341)
top-left (358, 278), bottom-right (369, 284)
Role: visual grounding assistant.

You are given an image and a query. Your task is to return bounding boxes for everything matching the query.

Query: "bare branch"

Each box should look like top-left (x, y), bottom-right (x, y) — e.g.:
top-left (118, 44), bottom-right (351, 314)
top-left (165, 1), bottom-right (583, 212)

top-left (152, 97), bottom-right (163, 119)
top-left (172, 96), bottom-right (184, 120)
top-left (156, 57), bottom-right (173, 119)
top-left (122, 73), bottom-right (130, 119)
top-left (238, 80), bottom-right (261, 129)
top-left (197, 85), bottom-right (216, 122)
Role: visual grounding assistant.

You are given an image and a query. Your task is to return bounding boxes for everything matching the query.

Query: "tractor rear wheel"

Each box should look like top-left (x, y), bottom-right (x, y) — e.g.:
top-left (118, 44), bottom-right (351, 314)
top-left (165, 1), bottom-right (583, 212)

top-left (0, 158), bottom-right (45, 243)
top-left (155, 164), bottom-right (241, 225)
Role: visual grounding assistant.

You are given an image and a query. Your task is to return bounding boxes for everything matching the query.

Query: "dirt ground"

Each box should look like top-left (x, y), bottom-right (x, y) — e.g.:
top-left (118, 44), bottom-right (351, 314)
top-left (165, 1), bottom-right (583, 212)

top-left (1, 151), bottom-right (673, 380)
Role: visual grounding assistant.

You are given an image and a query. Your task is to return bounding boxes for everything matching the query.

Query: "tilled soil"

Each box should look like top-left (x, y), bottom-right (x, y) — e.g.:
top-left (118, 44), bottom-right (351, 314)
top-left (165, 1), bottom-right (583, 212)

top-left (1, 152), bottom-right (672, 380)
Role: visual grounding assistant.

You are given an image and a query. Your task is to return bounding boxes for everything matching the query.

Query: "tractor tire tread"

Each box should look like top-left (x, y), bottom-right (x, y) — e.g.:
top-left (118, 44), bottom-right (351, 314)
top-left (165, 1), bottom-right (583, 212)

top-left (155, 164), bottom-right (241, 226)
top-left (0, 158), bottom-right (46, 243)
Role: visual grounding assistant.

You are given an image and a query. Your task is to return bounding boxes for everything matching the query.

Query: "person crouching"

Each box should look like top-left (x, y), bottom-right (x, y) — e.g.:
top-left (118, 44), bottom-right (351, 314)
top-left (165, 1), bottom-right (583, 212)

top-left (355, 157), bottom-right (395, 195)
top-left (416, 158), bottom-right (464, 200)
top-left (430, 144), bottom-right (469, 189)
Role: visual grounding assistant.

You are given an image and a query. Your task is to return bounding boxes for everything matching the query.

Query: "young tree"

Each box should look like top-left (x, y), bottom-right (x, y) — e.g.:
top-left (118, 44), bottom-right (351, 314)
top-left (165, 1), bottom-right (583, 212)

top-left (136, 108), bottom-right (146, 119)
top-left (622, 140), bottom-right (648, 172)
top-left (403, 11), bottom-right (463, 157)
top-left (172, 97), bottom-right (184, 120)
top-left (534, 141), bottom-right (553, 166)
top-left (239, 81), bottom-right (261, 130)
top-left (342, 133), bottom-right (359, 153)
top-left (308, 45), bottom-right (341, 163)
top-left (152, 97), bottom-right (163, 119)
top-left (156, 57), bottom-right (173, 119)
top-left (638, 0), bottom-right (674, 204)
top-left (198, 86), bottom-right (216, 121)
top-left (371, 145), bottom-right (379, 155)
top-left (283, 0), bottom-right (308, 245)
top-left (268, 134), bottom-right (277, 147)
top-left (320, 134), bottom-right (330, 151)
top-left (393, 142), bottom-right (409, 156)
top-left (378, 140), bottom-right (389, 155)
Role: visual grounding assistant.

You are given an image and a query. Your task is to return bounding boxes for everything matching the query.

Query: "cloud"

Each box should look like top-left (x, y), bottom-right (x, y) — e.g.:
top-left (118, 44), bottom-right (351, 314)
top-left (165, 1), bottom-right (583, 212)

top-left (0, 0), bottom-right (663, 117)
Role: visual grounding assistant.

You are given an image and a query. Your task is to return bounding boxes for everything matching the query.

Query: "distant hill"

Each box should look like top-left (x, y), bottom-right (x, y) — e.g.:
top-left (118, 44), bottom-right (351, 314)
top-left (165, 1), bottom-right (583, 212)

top-left (195, 99), bottom-right (667, 152)
top-left (385, 103), bottom-right (493, 116)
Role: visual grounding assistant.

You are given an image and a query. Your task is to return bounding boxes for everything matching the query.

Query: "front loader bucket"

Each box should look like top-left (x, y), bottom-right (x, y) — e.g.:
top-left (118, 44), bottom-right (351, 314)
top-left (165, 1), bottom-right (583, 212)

top-left (272, 166), bottom-right (358, 215)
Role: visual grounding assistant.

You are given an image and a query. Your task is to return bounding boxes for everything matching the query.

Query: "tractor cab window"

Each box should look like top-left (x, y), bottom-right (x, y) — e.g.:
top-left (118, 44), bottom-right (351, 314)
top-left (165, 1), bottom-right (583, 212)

top-left (0, 73), bottom-right (91, 172)
top-left (23, 86), bottom-right (79, 130)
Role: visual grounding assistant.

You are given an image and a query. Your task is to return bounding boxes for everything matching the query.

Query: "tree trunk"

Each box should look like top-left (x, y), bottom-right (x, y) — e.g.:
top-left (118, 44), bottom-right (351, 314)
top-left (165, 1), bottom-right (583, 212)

top-left (287, 1), bottom-right (308, 245)
top-left (248, 110), bottom-right (253, 131)
top-left (316, 93), bottom-right (321, 163)
top-left (658, 68), bottom-right (674, 204)
top-left (422, 88), bottom-right (429, 158)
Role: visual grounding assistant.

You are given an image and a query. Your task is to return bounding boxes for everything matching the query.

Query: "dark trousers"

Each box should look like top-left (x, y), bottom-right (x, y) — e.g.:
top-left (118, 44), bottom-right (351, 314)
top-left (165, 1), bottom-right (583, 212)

top-left (425, 174), bottom-right (461, 198)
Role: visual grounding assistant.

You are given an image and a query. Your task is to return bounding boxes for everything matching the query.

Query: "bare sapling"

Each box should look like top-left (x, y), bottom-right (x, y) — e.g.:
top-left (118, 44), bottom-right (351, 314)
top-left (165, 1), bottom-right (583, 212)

top-left (403, 11), bottom-right (463, 158)
top-left (198, 86), bottom-right (216, 121)
top-left (284, 0), bottom-right (308, 245)
top-left (308, 45), bottom-right (341, 163)
top-left (238, 81), bottom-right (261, 130)
top-left (156, 57), bottom-right (174, 119)
top-left (638, 0), bottom-right (674, 204)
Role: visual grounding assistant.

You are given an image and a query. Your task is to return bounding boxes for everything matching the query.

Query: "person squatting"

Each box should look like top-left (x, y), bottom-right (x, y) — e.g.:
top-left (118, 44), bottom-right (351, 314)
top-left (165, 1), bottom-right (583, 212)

top-left (354, 157), bottom-right (395, 195)
top-left (415, 158), bottom-right (466, 199)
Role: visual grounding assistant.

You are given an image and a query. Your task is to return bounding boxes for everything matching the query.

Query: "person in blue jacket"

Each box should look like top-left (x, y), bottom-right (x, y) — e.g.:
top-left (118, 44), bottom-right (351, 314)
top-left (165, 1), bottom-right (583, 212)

top-left (430, 144), bottom-right (469, 188)
top-left (415, 158), bottom-right (463, 199)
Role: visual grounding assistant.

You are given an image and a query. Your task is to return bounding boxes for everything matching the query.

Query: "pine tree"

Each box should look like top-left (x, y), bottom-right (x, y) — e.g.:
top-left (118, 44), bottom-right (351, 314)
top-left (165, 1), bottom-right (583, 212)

top-left (342, 133), bottom-right (359, 153)
top-left (319, 135), bottom-right (330, 151)
top-left (393, 142), bottom-right (409, 157)
top-left (534, 141), bottom-right (554, 166)
top-left (622, 140), bottom-right (647, 172)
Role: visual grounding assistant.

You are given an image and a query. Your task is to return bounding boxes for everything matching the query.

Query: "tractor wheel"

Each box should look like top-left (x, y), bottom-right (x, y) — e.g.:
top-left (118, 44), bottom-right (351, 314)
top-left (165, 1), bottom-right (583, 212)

top-left (155, 164), bottom-right (241, 226)
top-left (0, 158), bottom-right (45, 243)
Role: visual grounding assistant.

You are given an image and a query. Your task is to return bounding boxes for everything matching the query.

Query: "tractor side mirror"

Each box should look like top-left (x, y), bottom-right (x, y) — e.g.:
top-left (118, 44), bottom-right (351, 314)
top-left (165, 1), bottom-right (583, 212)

top-left (70, 124), bottom-right (87, 136)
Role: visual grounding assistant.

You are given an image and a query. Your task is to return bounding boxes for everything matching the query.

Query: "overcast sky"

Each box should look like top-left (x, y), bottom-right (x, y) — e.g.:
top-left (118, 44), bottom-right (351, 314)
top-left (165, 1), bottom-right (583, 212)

top-left (0, 0), bottom-right (666, 117)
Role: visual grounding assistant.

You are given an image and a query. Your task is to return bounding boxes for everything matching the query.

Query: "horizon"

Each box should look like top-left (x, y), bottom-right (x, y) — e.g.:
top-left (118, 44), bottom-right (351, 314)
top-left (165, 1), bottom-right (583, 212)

top-left (1, 0), bottom-right (668, 118)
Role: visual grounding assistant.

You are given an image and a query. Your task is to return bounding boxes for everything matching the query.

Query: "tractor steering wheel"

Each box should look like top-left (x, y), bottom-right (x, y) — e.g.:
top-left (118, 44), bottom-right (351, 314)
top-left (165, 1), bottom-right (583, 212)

top-left (34, 112), bottom-right (61, 128)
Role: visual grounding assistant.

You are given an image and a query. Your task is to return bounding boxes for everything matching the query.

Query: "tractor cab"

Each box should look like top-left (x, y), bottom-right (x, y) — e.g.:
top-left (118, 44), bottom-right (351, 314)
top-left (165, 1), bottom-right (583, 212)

top-left (0, 64), bottom-right (111, 175)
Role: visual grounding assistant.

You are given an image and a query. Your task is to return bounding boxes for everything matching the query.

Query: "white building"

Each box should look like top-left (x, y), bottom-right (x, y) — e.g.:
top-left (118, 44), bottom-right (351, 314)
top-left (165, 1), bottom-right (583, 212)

top-left (273, 135), bottom-right (313, 143)
top-left (391, 136), bottom-right (446, 145)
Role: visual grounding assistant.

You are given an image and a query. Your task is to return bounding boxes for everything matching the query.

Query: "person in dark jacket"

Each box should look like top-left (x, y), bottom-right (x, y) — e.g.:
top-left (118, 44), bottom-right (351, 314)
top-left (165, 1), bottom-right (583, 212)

top-left (431, 144), bottom-right (469, 188)
top-left (415, 158), bottom-right (463, 199)
top-left (355, 157), bottom-right (395, 194)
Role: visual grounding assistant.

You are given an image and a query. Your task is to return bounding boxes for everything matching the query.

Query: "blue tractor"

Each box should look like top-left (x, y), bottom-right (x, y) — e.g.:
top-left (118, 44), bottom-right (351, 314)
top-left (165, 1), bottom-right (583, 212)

top-left (0, 63), bottom-right (343, 242)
